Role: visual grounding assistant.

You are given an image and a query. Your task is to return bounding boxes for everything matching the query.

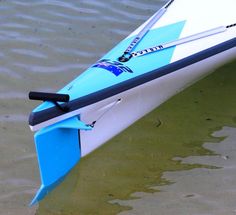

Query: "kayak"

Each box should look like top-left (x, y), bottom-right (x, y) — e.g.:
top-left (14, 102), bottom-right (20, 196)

top-left (28, 0), bottom-right (236, 205)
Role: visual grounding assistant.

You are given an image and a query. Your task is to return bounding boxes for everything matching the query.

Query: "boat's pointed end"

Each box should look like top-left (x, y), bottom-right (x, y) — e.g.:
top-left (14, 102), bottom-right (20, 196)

top-left (29, 198), bottom-right (38, 207)
top-left (29, 185), bottom-right (47, 207)
top-left (29, 175), bottom-right (66, 207)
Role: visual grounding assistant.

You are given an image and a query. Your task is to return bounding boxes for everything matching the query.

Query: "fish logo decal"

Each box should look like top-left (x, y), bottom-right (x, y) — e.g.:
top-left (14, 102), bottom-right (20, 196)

top-left (92, 59), bottom-right (133, 76)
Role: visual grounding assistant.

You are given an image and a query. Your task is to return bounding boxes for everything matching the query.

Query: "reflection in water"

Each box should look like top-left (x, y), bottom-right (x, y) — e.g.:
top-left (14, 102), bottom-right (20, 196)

top-left (0, 0), bottom-right (235, 215)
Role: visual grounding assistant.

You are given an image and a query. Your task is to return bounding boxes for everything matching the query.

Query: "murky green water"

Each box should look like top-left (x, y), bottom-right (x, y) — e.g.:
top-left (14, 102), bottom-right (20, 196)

top-left (0, 1), bottom-right (235, 215)
top-left (115, 126), bottom-right (236, 215)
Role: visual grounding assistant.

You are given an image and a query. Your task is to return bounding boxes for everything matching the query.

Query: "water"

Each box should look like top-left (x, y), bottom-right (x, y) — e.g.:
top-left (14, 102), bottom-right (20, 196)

top-left (114, 127), bottom-right (236, 215)
top-left (0, 0), bottom-right (235, 215)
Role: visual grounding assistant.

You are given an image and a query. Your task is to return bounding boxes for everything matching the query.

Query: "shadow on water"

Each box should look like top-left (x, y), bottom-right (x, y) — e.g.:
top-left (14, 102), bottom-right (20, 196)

top-left (36, 60), bottom-right (236, 214)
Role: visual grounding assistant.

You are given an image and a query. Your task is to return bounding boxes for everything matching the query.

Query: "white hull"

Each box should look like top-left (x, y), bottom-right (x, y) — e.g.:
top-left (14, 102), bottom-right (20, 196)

top-left (80, 47), bottom-right (236, 156)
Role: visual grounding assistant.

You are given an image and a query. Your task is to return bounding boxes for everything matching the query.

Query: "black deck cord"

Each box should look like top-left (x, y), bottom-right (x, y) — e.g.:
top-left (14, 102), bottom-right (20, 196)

top-left (226, 23), bottom-right (236, 28)
top-left (164, 0), bottom-right (174, 8)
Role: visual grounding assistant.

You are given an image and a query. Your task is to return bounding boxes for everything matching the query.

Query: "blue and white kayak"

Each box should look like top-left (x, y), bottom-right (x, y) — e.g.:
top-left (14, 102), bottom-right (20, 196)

top-left (28, 0), bottom-right (236, 205)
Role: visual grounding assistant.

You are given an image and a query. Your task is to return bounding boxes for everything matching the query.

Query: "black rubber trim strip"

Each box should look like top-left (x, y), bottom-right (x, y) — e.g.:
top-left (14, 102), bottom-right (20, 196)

top-left (29, 38), bottom-right (236, 126)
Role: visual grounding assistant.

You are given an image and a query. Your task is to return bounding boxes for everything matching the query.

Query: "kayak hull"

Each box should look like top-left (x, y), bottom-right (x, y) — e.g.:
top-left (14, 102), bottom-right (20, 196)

top-left (80, 46), bottom-right (236, 156)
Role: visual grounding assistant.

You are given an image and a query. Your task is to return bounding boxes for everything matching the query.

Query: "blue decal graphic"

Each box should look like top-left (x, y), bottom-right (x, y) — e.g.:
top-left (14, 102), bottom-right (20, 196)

top-left (92, 59), bottom-right (133, 76)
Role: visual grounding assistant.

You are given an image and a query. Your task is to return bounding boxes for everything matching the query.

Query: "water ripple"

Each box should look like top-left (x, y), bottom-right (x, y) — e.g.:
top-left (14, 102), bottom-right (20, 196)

top-left (0, 114), bottom-right (28, 122)
top-left (11, 49), bottom-right (48, 59)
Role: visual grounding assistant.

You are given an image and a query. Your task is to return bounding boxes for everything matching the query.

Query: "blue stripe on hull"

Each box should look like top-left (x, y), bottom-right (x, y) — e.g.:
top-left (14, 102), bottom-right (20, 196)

top-left (33, 21), bottom-right (186, 113)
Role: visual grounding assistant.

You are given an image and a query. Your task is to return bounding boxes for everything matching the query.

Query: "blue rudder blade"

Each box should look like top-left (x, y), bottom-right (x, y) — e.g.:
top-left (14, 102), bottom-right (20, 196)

top-left (30, 116), bottom-right (92, 206)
